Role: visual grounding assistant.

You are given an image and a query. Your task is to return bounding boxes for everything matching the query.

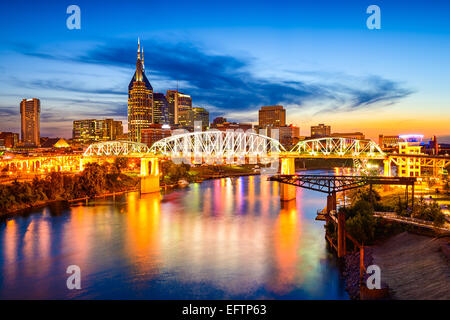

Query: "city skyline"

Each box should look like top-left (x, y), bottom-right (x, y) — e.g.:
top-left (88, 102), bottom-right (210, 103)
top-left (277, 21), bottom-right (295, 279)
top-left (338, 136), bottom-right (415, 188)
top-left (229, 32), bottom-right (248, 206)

top-left (0, 0), bottom-right (449, 142)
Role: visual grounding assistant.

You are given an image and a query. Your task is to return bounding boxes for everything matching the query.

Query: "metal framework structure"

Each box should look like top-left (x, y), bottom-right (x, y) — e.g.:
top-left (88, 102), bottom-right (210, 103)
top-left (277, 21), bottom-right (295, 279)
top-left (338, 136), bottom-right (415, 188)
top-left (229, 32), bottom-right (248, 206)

top-left (149, 130), bottom-right (285, 163)
top-left (270, 174), bottom-right (416, 194)
top-left (290, 137), bottom-right (385, 159)
top-left (83, 141), bottom-right (150, 156)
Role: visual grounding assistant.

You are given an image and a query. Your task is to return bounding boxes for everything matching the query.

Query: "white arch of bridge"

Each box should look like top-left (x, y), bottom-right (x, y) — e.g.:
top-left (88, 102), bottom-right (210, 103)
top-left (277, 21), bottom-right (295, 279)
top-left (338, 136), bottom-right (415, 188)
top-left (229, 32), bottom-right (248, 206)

top-left (83, 141), bottom-right (150, 156)
top-left (149, 130), bottom-right (285, 159)
top-left (289, 137), bottom-right (385, 158)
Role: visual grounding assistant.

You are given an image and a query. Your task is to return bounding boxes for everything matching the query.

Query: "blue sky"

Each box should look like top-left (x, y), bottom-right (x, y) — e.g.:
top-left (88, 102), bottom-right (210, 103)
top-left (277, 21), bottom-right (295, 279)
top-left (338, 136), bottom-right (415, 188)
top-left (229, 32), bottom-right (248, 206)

top-left (0, 0), bottom-right (449, 140)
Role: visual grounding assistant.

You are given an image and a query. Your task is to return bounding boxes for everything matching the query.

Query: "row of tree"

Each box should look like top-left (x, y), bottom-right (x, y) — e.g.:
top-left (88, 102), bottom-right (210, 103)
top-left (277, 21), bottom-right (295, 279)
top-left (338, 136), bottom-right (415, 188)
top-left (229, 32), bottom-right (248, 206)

top-left (325, 187), bottom-right (446, 246)
top-left (0, 159), bottom-right (139, 214)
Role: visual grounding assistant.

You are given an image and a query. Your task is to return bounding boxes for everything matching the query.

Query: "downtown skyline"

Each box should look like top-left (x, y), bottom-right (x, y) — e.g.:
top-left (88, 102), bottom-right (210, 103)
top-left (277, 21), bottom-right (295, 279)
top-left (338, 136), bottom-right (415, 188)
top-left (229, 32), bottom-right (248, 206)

top-left (0, 0), bottom-right (449, 141)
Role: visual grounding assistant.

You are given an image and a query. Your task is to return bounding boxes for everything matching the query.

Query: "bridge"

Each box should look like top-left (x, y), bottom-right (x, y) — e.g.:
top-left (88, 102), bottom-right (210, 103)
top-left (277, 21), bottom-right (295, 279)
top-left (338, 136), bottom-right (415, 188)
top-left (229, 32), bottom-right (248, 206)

top-left (1, 134), bottom-right (449, 193)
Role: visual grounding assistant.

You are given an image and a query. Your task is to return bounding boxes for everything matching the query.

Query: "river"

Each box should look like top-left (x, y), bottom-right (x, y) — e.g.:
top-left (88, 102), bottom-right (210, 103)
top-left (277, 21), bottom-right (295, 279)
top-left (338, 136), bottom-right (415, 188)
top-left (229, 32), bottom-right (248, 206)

top-left (0, 171), bottom-right (348, 299)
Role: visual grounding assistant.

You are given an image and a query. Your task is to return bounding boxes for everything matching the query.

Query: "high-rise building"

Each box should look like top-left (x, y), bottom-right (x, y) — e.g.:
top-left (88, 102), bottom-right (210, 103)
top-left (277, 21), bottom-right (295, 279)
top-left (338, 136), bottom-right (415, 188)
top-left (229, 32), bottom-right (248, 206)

top-left (128, 39), bottom-right (153, 142)
top-left (153, 93), bottom-right (170, 125)
top-left (141, 124), bottom-right (171, 147)
top-left (72, 119), bottom-right (123, 144)
top-left (20, 98), bottom-right (40, 146)
top-left (311, 123), bottom-right (331, 137)
top-left (258, 105), bottom-right (286, 128)
top-left (166, 90), bottom-right (192, 125)
top-left (104, 118), bottom-right (124, 140)
top-left (0, 132), bottom-right (19, 149)
top-left (192, 107), bottom-right (209, 130)
top-left (178, 109), bottom-right (194, 129)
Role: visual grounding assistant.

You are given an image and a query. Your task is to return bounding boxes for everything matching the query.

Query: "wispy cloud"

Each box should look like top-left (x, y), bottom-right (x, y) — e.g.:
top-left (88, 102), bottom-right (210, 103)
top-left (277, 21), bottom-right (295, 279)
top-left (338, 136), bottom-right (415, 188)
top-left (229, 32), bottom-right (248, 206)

top-left (9, 38), bottom-right (414, 124)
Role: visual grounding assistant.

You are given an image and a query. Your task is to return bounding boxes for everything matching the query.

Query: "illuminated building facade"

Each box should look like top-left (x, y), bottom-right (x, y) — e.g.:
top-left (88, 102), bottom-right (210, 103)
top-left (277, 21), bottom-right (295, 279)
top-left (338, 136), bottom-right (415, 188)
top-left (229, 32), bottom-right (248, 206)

top-left (141, 124), bottom-right (171, 147)
top-left (192, 107), bottom-right (209, 130)
top-left (128, 39), bottom-right (153, 142)
top-left (397, 142), bottom-right (422, 177)
top-left (73, 119), bottom-right (123, 144)
top-left (258, 105), bottom-right (286, 128)
top-left (153, 93), bottom-right (170, 125)
top-left (166, 90), bottom-right (192, 126)
top-left (311, 123), bottom-right (331, 138)
top-left (20, 98), bottom-right (40, 146)
top-left (0, 132), bottom-right (19, 149)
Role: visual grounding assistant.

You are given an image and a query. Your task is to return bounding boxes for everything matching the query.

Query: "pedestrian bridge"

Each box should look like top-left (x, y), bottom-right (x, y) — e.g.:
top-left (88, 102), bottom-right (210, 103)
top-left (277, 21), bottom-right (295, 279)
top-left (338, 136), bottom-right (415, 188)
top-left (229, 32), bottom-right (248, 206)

top-left (80, 134), bottom-right (384, 160)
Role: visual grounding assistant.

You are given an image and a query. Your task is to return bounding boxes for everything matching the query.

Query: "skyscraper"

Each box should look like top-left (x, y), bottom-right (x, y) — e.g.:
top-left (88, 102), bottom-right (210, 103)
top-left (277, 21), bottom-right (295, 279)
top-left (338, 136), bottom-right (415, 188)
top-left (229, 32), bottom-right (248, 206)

top-left (153, 93), bottom-right (170, 125)
top-left (166, 90), bottom-right (192, 125)
top-left (192, 107), bottom-right (209, 130)
top-left (258, 105), bottom-right (286, 128)
top-left (128, 39), bottom-right (153, 142)
top-left (20, 98), bottom-right (40, 146)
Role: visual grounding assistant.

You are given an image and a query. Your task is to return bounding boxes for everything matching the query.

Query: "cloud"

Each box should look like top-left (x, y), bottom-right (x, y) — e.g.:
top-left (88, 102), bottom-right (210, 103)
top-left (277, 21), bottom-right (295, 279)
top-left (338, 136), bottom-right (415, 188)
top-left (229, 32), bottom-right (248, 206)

top-left (11, 38), bottom-right (414, 122)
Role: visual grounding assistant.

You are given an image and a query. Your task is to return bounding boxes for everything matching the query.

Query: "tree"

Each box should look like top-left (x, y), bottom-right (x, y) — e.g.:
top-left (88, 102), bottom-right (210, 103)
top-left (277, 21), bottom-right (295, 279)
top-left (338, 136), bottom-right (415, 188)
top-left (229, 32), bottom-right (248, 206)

top-left (113, 157), bottom-right (129, 174)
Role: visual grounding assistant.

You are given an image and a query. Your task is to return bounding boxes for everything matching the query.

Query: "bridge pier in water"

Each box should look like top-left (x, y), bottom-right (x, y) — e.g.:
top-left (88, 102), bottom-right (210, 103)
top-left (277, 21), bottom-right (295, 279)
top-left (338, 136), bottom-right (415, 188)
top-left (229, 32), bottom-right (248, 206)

top-left (140, 157), bottom-right (160, 194)
top-left (280, 157), bottom-right (296, 201)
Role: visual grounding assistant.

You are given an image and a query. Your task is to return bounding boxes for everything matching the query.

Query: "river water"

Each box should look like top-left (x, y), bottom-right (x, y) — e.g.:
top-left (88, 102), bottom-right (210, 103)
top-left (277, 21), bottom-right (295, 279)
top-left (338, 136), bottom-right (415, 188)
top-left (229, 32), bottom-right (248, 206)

top-left (0, 171), bottom-right (348, 299)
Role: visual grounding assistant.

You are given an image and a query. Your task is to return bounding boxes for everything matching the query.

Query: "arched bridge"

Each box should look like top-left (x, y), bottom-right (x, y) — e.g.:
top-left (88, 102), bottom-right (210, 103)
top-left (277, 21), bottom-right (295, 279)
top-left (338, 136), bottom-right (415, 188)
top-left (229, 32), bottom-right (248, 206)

top-left (83, 141), bottom-right (150, 156)
top-left (149, 130), bottom-right (285, 164)
top-left (288, 137), bottom-right (385, 159)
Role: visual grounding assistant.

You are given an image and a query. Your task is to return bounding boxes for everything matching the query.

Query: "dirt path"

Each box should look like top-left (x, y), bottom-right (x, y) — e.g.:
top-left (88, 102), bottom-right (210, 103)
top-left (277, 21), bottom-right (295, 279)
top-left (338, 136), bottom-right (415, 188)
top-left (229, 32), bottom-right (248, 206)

top-left (372, 232), bottom-right (450, 300)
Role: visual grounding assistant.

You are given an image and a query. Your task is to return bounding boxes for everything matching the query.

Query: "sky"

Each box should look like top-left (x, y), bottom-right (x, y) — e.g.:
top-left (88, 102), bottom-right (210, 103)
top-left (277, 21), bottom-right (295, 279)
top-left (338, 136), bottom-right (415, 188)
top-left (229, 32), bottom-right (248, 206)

top-left (0, 0), bottom-right (449, 141)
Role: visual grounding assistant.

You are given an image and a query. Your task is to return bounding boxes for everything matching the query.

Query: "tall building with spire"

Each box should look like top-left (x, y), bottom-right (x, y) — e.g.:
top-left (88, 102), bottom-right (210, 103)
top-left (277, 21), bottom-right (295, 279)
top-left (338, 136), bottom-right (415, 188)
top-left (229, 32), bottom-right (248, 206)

top-left (128, 38), bottom-right (153, 142)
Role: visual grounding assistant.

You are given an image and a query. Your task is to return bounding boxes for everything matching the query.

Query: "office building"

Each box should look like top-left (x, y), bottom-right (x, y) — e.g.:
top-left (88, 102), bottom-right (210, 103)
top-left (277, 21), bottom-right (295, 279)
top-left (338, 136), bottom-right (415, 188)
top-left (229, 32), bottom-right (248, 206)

top-left (0, 132), bottom-right (19, 149)
top-left (258, 105), bottom-right (286, 127)
top-left (311, 123), bottom-right (331, 138)
top-left (192, 107), bottom-right (209, 130)
top-left (141, 124), bottom-right (171, 147)
top-left (72, 119), bottom-right (123, 144)
top-left (167, 90), bottom-right (192, 125)
top-left (153, 93), bottom-right (170, 125)
top-left (128, 39), bottom-right (153, 142)
top-left (20, 98), bottom-right (40, 146)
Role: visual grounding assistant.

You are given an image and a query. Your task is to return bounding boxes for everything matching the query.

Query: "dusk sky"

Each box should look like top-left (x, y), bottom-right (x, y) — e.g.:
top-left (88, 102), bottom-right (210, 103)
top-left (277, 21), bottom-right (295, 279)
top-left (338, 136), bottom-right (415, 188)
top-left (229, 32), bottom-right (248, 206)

top-left (0, 0), bottom-right (449, 141)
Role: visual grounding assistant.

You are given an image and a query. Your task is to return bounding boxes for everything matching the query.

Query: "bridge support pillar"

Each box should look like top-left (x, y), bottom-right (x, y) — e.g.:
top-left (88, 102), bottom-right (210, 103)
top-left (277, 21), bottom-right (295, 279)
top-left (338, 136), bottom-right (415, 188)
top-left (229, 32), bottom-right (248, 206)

top-left (141, 157), bottom-right (160, 194)
top-left (280, 158), bottom-right (296, 201)
top-left (326, 192), bottom-right (337, 214)
top-left (337, 209), bottom-right (346, 258)
top-left (383, 159), bottom-right (391, 177)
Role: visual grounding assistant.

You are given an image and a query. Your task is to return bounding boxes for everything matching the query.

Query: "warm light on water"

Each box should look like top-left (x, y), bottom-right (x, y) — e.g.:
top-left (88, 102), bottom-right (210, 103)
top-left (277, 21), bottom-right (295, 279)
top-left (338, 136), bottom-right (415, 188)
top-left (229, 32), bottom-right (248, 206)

top-left (0, 172), bottom-right (348, 299)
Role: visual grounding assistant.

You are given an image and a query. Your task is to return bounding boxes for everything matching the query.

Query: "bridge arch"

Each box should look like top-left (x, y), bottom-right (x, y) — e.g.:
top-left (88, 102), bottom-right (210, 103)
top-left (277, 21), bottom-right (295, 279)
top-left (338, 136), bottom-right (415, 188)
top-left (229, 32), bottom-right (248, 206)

top-left (290, 137), bottom-right (385, 158)
top-left (149, 130), bottom-right (285, 163)
top-left (83, 141), bottom-right (150, 156)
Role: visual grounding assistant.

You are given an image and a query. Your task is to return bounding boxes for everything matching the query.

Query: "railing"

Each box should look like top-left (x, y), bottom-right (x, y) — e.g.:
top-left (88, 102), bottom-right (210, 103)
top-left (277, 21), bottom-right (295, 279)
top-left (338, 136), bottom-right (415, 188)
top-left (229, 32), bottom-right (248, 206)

top-left (373, 212), bottom-right (450, 232)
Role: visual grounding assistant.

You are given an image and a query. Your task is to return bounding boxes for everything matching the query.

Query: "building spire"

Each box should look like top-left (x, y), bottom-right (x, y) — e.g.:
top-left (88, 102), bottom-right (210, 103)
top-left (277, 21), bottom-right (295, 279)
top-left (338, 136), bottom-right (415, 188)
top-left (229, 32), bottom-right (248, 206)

top-left (142, 47), bottom-right (145, 71)
top-left (137, 37), bottom-right (141, 60)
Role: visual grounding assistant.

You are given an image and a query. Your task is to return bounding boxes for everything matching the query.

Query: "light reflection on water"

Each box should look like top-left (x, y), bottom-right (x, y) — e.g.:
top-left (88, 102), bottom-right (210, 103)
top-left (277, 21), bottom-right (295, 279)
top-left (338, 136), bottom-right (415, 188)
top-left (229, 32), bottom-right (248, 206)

top-left (0, 172), bottom-right (348, 299)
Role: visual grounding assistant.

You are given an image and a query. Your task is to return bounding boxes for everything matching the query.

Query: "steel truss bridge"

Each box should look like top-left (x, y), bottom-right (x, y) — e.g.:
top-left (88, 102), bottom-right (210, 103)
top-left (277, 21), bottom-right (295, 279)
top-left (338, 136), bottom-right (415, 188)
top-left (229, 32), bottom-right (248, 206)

top-left (289, 137), bottom-right (385, 159)
top-left (1, 135), bottom-right (449, 176)
top-left (149, 130), bottom-right (285, 163)
top-left (270, 174), bottom-right (416, 194)
top-left (83, 141), bottom-right (150, 156)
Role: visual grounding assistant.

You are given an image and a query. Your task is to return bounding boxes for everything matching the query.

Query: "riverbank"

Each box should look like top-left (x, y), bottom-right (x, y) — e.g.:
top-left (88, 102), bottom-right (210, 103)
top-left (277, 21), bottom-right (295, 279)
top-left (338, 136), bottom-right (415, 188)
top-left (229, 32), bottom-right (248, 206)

top-left (372, 231), bottom-right (450, 300)
top-left (342, 231), bottom-right (450, 300)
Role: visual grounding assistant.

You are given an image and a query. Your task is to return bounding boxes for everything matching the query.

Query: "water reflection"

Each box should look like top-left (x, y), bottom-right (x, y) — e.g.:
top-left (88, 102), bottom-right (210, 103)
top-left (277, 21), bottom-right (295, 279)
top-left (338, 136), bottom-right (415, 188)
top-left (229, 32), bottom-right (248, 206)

top-left (0, 173), bottom-right (348, 299)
